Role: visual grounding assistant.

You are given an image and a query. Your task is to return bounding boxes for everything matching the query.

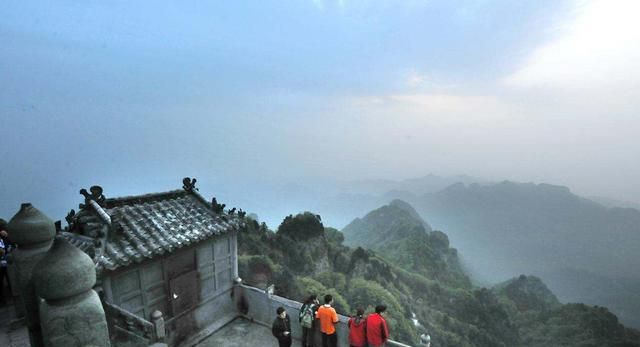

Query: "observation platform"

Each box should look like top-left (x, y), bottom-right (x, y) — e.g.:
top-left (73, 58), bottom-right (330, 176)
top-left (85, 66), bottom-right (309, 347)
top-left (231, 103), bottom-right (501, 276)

top-left (195, 318), bottom-right (281, 347)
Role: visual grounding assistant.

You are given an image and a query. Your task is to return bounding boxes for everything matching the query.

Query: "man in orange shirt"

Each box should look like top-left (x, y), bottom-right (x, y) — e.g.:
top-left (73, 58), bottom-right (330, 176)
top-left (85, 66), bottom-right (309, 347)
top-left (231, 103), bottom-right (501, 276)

top-left (316, 294), bottom-right (339, 347)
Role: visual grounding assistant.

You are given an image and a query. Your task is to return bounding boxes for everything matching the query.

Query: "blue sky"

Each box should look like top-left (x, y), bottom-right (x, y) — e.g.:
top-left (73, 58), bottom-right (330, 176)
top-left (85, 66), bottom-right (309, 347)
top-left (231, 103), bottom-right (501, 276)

top-left (2, 0), bottom-right (640, 221)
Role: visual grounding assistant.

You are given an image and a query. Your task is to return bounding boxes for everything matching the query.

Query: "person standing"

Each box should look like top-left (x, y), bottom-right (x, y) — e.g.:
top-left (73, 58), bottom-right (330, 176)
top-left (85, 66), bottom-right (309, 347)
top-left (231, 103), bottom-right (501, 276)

top-left (299, 294), bottom-right (319, 347)
top-left (272, 306), bottom-right (293, 347)
top-left (366, 305), bottom-right (389, 347)
top-left (316, 294), bottom-right (339, 347)
top-left (0, 219), bottom-right (12, 305)
top-left (348, 307), bottom-right (366, 347)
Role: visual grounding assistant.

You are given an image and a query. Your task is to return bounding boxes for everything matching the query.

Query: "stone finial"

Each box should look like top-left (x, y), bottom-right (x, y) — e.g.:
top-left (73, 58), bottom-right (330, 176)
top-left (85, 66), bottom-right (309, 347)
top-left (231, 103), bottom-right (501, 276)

top-left (212, 197), bottom-right (226, 214)
top-left (182, 177), bottom-right (198, 192)
top-left (34, 236), bottom-right (110, 346)
top-left (65, 209), bottom-right (76, 226)
top-left (34, 236), bottom-right (96, 301)
top-left (8, 203), bottom-right (56, 247)
top-left (80, 186), bottom-right (106, 206)
top-left (8, 203), bottom-right (56, 347)
top-left (151, 310), bottom-right (166, 341)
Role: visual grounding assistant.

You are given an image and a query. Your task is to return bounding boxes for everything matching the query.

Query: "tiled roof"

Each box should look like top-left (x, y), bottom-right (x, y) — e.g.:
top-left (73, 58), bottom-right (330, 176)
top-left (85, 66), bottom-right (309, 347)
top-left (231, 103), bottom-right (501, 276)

top-left (63, 185), bottom-right (244, 273)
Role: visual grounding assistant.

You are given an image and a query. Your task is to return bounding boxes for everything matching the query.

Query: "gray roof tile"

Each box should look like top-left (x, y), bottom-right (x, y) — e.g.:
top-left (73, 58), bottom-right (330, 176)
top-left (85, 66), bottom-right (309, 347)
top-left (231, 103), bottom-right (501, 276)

top-left (63, 188), bottom-right (243, 272)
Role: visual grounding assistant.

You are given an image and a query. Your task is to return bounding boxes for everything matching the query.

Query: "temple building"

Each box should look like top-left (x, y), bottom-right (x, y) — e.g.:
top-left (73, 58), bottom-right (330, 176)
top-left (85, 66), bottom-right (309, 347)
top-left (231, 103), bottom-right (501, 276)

top-left (62, 178), bottom-right (242, 346)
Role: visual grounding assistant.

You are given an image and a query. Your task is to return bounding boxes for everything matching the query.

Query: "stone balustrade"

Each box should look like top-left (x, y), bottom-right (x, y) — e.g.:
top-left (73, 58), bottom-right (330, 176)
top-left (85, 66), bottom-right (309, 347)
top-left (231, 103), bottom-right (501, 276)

top-left (237, 282), bottom-right (418, 347)
top-left (104, 301), bottom-right (156, 346)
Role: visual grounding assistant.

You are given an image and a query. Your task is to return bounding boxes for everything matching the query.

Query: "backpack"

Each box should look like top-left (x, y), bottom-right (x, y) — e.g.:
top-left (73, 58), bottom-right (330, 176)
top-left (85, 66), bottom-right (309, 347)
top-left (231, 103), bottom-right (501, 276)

top-left (300, 304), bottom-right (314, 328)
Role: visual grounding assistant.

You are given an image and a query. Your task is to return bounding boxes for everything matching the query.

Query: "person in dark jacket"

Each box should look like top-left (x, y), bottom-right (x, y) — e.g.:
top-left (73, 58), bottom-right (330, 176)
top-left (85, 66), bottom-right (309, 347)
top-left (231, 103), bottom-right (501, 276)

top-left (0, 219), bottom-right (12, 305)
top-left (366, 305), bottom-right (389, 347)
top-left (348, 307), bottom-right (367, 347)
top-left (300, 294), bottom-right (319, 347)
top-left (273, 306), bottom-right (293, 347)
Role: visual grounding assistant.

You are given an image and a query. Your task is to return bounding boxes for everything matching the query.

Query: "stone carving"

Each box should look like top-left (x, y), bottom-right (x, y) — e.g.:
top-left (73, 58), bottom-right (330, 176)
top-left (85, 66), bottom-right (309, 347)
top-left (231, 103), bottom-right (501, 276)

top-left (65, 209), bottom-right (76, 227)
top-left (8, 203), bottom-right (57, 347)
top-left (228, 207), bottom-right (236, 216)
top-left (34, 236), bottom-right (110, 347)
top-left (238, 209), bottom-right (246, 218)
top-left (151, 310), bottom-right (166, 341)
top-left (80, 186), bottom-right (106, 207)
top-left (212, 197), bottom-right (226, 214)
top-left (182, 177), bottom-right (198, 192)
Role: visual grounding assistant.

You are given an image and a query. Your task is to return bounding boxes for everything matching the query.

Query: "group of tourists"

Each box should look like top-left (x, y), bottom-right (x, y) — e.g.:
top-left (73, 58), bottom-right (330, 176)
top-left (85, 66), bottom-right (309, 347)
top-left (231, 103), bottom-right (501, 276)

top-left (272, 293), bottom-right (390, 347)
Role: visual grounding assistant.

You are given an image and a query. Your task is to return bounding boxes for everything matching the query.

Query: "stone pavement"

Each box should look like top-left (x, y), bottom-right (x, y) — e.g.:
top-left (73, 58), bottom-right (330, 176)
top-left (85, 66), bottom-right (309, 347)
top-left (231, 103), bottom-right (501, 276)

top-left (0, 300), bottom-right (30, 347)
top-left (195, 318), bottom-right (284, 347)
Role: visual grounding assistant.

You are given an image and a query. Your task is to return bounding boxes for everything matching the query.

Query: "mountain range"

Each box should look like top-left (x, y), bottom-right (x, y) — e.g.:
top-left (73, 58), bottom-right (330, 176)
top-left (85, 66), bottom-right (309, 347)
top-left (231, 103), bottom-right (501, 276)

top-left (237, 201), bottom-right (640, 346)
top-left (238, 174), bottom-right (640, 329)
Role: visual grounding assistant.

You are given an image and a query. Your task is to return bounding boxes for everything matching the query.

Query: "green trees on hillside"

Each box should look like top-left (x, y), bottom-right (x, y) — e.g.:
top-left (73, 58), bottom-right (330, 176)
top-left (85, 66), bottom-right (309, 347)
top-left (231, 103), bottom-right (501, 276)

top-left (238, 209), bottom-right (640, 347)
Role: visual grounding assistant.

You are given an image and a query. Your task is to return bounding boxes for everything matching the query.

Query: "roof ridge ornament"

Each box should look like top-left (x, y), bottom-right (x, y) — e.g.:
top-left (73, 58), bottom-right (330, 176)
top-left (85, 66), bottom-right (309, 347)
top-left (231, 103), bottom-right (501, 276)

top-left (182, 177), bottom-right (198, 192)
top-left (80, 185), bottom-right (111, 225)
top-left (80, 185), bottom-right (106, 207)
top-left (211, 197), bottom-right (225, 214)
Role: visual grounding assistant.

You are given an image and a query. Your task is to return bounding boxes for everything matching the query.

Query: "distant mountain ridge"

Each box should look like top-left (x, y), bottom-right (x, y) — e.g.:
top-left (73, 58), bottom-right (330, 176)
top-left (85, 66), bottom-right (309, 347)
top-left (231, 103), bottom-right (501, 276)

top-left (238, 174), bottom-right (640, 329)
top-left (399, 180), bottom-right (640, 328)
top-left (339, 201), bottom-right (640, 346)
top-left (493, 275), bottom-right (561, 312)
top-left (342, 200), bottom-right (469, 287)
top-left (588, 195), bottom-right (640, 211)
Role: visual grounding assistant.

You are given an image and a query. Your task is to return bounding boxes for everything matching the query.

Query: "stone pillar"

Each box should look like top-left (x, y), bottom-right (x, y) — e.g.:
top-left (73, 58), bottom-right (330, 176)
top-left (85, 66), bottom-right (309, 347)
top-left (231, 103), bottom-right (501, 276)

top-left (8, 203), bottom-right (56, 347)
top-left (232, 231), bottom-right (239, 279)
top-left (7, 253), bottom-right (25, 318)
top-left (33, 236), bottom-right (110, 347)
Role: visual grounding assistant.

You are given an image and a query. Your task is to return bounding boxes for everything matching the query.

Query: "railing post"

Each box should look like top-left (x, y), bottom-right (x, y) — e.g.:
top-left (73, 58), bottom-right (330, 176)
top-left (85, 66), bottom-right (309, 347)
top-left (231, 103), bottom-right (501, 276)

top-left (151, 310), bottom-right (166, 342)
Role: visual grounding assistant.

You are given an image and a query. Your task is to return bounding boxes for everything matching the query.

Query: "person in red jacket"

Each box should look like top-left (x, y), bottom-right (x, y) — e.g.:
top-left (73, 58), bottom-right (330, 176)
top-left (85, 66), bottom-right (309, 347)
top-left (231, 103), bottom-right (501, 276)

top-left (366, 305), bottom-right (389, 347)
top-left (348, 307), bottom-right (366, 347)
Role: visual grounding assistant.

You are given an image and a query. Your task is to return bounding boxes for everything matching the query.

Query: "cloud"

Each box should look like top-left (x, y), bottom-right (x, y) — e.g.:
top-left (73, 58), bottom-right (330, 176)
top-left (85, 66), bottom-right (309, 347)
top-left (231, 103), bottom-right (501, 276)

top-left (504, 0), bottom-right (640, 91)
top-left (407, 72), bottom-right (427, 87)
top-left (312, 0), bottom-right (325, 10)
top-left (350, 93), bottom-right (516, 127)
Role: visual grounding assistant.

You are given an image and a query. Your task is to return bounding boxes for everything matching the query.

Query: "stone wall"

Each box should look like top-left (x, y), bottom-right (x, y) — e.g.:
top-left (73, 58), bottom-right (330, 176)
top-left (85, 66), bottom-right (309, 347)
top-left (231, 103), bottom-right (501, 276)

top-left (164, 287), bottom-right (236, 347)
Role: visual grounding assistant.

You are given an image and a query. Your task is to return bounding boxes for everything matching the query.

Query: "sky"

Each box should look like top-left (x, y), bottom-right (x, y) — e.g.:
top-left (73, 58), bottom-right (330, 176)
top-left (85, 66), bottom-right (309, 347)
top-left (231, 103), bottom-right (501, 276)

top-left (2, 0), bottom-right (639, 222)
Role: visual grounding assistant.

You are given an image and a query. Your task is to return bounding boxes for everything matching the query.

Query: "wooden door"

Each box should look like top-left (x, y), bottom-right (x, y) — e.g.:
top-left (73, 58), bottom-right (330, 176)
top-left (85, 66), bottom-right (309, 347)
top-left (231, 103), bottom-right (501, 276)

top-left (169, 270), bottom-right (198, 316)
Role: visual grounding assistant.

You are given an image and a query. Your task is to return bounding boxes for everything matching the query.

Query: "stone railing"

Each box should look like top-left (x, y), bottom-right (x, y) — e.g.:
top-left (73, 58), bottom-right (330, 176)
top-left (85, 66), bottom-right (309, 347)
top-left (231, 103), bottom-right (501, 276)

top-left (238, 283), bottom-right (419, 347)
top-left (104, 302), bottom-right (158, 346)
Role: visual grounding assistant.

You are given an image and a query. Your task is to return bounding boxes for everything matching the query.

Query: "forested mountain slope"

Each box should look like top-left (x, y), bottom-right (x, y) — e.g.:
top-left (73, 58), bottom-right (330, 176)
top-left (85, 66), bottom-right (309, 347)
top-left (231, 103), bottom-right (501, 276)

top-left (237, 207), bottom-right (640, 346)
top-left (403, 181), bottom-right (640, 327)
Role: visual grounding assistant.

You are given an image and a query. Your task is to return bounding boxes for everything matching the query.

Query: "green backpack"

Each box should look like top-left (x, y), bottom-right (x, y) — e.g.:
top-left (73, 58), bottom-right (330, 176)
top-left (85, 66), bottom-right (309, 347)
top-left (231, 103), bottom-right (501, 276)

top-left (300, 304), bottom-right (314, 328)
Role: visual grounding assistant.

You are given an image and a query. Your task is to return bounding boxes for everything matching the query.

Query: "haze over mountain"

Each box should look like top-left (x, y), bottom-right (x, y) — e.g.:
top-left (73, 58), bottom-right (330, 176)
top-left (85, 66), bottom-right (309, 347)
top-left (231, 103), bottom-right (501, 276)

top-left (337, 200), bottom-right (640, 346)
top-left (381, 180), bottom-right (640, 329)
top-left (259, 174), bottom-right (640, 329)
